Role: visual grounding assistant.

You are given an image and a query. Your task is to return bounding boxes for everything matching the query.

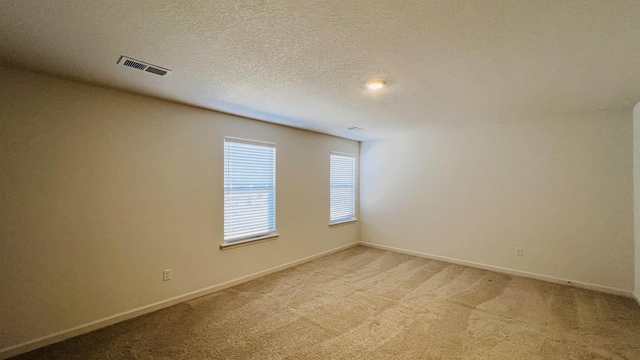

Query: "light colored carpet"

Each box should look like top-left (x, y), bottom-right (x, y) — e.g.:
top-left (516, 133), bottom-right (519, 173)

top-left (12, 246), bottom-right (640, 359)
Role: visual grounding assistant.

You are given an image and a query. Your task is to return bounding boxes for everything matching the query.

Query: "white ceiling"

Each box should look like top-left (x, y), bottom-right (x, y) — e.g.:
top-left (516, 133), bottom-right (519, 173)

top-left (1, 1), bottom-right (640, 141)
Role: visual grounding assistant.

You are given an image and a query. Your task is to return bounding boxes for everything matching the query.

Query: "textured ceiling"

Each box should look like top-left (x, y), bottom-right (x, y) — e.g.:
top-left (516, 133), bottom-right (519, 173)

top-left (1, 1), bottom-right (640, 141)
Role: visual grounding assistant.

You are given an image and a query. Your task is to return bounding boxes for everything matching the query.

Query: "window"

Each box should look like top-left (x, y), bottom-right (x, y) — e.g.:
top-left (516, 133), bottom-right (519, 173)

top-left (224, 138), bottom-right (276, 244)
top-left (330, 153), bottom-right (356, 224)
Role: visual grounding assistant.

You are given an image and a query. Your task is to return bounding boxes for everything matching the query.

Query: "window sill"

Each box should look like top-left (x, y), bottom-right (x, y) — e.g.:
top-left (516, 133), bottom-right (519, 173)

top-left (220, 233), bottom-right (279, 250)
top-left (329, 218), bottom-right (358, 226)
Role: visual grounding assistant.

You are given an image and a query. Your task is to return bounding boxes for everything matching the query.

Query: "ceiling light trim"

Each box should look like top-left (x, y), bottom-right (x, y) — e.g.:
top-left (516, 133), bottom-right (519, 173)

top-left (366, 80), bottom-right (386, 90)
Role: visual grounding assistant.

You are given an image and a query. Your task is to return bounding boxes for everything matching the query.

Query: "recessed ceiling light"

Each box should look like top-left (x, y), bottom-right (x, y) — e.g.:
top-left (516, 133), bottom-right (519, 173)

top-left (366, 80), bottom-right (386, 90)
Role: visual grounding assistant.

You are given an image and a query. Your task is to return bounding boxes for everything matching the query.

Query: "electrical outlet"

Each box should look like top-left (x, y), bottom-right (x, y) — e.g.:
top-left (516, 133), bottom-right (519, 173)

top-left (515, 247), bottom-right (523, 256)
top-left (163, 269), bottom-right (172, 281)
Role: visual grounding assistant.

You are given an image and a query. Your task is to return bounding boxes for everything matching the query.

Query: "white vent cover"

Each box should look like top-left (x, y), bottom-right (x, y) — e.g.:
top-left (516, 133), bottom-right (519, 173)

top-left (117, 56), bottom-right (172, 77)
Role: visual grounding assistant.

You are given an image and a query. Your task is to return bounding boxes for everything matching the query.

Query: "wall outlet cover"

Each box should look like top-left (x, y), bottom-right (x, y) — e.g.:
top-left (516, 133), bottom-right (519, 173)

top-left (163, 269), bottom-right (172, 281)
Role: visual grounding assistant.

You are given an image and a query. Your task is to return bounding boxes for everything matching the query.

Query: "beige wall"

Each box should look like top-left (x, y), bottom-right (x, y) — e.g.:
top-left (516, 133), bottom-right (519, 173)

top-left (634, 103), bottom-right (640, 300)
top-left (360, 112), bottom-right (634, 292)
top-left (0, 67), bottom-right (359, 352)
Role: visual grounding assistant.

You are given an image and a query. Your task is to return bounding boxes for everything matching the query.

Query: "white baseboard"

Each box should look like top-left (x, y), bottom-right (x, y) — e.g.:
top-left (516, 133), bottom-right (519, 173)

top-left (358, 242), bottom-right (634, 298)
top-left (0, 242), bottom-right (359, 359)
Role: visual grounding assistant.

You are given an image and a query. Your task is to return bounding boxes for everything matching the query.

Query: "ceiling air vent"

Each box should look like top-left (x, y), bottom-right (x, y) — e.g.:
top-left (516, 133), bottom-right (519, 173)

top-left (117, 56), bottom-right (172, 77)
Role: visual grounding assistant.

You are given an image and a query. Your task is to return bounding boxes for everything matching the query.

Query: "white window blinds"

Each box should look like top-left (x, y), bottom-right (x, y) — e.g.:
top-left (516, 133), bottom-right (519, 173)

top-left (330, 153), bottom-right (356, 223)
top-left (224, 138), bottom-right (276, 243)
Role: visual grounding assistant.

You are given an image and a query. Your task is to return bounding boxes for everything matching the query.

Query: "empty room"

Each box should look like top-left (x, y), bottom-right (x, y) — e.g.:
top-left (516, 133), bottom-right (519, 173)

top-left (2, 1), bottom-right (640, 359)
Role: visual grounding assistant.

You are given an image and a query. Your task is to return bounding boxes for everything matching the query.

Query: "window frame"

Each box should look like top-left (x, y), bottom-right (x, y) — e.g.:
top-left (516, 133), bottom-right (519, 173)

top-left (222, 137), bottom-right (278, 248)
top-left (329, 152), bottom-right (357, 225)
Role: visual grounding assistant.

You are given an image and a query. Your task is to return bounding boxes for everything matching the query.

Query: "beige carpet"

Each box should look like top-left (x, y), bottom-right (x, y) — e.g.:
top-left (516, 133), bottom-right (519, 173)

top-left (12, 246), bottom-right (640, 359)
